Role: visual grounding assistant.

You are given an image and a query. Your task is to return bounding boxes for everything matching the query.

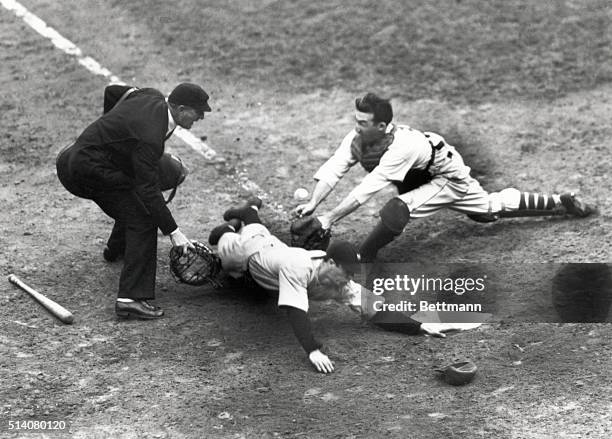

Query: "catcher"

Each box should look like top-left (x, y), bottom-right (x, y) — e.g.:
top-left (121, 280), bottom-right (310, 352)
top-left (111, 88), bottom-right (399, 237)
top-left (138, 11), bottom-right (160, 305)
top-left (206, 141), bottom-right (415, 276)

top-left (207, 197), bottom-right (466, 373)
top-left (292, 92), bottom-right (597, 262)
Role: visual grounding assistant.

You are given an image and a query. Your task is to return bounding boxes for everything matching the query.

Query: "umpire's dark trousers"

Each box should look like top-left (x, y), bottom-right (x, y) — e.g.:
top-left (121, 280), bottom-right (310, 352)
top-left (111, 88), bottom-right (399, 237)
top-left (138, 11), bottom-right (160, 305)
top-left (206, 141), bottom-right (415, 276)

top-left (57, 149), bottom-right (158, 300)
top-left (93, 190), bottom-right (157, 300)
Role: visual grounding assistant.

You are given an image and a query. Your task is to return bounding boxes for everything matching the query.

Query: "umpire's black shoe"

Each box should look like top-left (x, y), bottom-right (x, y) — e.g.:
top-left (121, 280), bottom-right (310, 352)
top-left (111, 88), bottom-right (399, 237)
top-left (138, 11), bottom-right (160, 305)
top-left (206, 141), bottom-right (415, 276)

top-left (103, 245), bottom-right (123, 262)
top-left (560, 193), bottom-right (596, 218)
top-left (223, 196), bottom-right (263, 222)
top-left (115, 300), bottom-right (164, 319)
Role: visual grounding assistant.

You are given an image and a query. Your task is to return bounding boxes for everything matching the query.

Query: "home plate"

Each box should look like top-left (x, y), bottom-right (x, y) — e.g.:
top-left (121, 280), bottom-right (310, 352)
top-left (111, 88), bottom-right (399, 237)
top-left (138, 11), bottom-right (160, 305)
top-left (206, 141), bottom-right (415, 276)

top-left (411, 310), bottom-right (492, 328)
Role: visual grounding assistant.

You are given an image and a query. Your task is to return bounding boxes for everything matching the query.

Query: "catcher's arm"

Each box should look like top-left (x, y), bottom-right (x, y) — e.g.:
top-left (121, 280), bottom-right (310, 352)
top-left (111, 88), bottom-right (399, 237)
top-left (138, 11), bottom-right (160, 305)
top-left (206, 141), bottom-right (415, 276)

top-left (293, 180), bottom-right (334, 218)
top-left (317, 156), bottom-right (399, 227)
top-left (317, 194), bottom-right (361, 229)
top-left (281, 306), bottom-right (334, 373)
top-left (293, 131), bottom-right (358, 218)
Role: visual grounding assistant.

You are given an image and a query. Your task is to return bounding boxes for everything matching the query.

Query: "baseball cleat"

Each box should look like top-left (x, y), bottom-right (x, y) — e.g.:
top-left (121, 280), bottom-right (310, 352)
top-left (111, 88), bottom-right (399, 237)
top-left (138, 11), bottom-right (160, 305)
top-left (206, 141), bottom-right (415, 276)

top-left (228, 218), bottom-right (242, 232)
top-left (246, 196), bottom-right (263, 209)
top-left (560, 193), bottom-right (596, 218)
top-left (223, 196), bottom-right (263, 221)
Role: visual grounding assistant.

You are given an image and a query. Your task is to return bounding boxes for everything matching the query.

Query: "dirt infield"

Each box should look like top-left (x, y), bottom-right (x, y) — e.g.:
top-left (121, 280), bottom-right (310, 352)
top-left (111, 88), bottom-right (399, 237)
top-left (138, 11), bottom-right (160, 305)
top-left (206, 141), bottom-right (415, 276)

top-left (1, 1), bottom-right (611, 438)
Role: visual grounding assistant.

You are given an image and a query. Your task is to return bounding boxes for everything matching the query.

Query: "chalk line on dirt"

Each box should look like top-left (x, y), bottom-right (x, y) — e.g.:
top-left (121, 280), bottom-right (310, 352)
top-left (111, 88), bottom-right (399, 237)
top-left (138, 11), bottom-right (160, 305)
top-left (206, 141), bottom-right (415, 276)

top-left (1, 0), bottom-right (286, 214)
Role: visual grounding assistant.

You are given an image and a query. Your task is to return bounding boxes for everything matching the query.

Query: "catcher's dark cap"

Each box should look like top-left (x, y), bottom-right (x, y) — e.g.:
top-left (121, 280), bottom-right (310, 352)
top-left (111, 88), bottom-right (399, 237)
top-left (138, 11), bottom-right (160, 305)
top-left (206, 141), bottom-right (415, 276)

top-left (326, 240), bottom-right (360, 275)
top-left (168, 83), bottom-right (211, 113)
top-left (436, 360), bottom-right (478, 386)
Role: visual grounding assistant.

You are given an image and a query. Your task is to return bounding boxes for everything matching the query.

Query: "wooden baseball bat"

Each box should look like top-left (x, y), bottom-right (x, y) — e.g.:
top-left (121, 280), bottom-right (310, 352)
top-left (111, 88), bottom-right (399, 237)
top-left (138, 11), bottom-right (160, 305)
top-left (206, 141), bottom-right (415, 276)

top-left (8, 274), bottom-right (74, 324)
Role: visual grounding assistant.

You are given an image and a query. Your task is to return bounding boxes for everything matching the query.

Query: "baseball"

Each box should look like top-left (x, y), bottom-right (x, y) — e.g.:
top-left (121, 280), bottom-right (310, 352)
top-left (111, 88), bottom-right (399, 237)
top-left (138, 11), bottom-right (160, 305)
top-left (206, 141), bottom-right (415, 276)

top-left (293, 187), bottom-right (309, 201)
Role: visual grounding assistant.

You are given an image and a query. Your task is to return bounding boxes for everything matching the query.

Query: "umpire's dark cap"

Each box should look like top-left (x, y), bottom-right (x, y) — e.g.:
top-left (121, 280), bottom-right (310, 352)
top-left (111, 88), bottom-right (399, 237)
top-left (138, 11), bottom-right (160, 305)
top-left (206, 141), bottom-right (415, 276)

top-left (169, 83), bottom-right (211, 112)
top-left (326, 240), bottom-right (361, 275)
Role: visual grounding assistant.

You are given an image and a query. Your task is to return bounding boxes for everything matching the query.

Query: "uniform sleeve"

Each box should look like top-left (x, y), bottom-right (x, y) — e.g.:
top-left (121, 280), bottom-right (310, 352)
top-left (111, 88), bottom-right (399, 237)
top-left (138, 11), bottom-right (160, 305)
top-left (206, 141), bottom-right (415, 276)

top-left (131, 142), bottom-right (178, 235)
top-left (347, 140), bottom-right (420, 204)
top-left (281, 306), bottom-right (322, 353)
top-left (312, 131), bottom-right (358, 188)
top-left (277, 262), bottom-right (311, 312)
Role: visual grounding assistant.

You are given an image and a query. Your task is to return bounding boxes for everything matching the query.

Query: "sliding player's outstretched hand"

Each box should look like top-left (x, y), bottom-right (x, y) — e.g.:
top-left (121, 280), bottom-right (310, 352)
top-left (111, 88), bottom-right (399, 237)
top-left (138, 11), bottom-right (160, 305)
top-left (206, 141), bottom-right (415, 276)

top-left (309, 349), bottom-right (334, 374)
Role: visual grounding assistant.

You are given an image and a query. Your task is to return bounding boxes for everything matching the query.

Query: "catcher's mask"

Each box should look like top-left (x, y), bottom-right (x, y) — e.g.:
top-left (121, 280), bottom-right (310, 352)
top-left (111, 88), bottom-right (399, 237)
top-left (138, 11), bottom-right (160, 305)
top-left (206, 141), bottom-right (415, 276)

top-left (159, 153), bottom-right (189, 204)
top-left (169, 241), bottom-right (223, 287)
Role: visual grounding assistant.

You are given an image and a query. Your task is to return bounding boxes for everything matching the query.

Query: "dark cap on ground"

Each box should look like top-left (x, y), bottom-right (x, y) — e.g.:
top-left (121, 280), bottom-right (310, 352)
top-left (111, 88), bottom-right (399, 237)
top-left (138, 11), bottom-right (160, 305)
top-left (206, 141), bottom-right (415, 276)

top-left (436, 361), bottom-right (478, 386)
top-left (326, 240), bottom-right (361, 275)
top-left (168, 83), bottom-right (211, 112)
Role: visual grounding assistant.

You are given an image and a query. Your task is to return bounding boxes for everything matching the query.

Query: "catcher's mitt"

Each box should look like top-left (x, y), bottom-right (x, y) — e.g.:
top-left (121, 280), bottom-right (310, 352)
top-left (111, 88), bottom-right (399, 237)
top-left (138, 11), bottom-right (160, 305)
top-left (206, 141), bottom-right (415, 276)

top-left (290, 215), bottom-right (331, 250)
top-left (169, 241), bottom-right (223, 287)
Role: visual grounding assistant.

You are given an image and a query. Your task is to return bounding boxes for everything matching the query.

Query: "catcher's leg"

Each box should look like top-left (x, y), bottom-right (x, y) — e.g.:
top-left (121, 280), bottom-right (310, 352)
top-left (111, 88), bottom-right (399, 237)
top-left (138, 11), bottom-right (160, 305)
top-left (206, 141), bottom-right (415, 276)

top-left (359, 198), bottom-right (410, 262)
top-left (209, 219), bottom-right (242, 245)
top-left (360, 179), bottom-right (454, 261)
top-left (223, 196), bottom-right (263, 224)
top-left (464, 189), bottom-right (596, 222)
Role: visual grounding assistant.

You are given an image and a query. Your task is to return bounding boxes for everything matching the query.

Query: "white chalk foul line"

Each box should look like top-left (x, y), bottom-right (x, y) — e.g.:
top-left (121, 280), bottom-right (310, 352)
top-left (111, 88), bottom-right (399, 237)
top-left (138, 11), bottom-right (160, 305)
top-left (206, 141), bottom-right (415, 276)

top-left (0, 0), bottom-right (120, 82)
top-left (1, 0), bottom-right (287, 213)
top-left (0, 0), bottom-right (217, 160)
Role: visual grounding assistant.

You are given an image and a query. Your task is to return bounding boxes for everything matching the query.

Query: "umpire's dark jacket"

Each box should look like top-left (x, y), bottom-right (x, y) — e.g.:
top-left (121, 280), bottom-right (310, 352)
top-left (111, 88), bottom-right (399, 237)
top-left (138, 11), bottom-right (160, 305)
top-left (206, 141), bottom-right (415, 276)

top-left (57, 88), bottom-right (177, 235)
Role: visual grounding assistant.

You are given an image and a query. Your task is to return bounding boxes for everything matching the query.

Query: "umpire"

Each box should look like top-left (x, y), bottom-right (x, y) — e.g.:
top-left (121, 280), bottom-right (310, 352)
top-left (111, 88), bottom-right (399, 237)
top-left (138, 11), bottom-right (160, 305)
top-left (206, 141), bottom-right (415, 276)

top-left (56, 82), bottom-right (211, 319)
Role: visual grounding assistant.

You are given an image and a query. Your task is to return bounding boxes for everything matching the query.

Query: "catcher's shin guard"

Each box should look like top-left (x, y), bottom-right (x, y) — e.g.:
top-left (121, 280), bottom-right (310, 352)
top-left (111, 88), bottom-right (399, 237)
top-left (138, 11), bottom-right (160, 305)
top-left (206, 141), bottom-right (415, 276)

top-left (359, 221), bottom-right (400, 262)
top-left (360, 198), bottom-right (410, 262)
top-left (380, 198), bottom-right (411, 233)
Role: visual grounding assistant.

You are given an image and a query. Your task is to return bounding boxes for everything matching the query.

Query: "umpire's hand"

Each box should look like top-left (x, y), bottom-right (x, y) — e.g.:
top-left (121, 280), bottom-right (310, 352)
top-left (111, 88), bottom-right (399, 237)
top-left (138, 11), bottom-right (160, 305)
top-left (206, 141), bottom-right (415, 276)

top-left (170, 228), bottom-right (196, 255)
top-left (309, 349), bottom-right (334, 374)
